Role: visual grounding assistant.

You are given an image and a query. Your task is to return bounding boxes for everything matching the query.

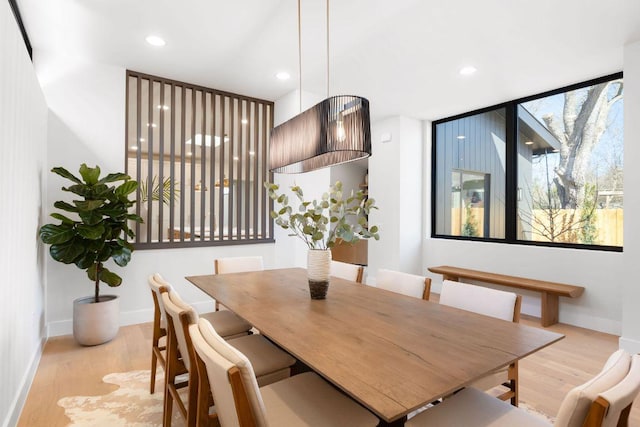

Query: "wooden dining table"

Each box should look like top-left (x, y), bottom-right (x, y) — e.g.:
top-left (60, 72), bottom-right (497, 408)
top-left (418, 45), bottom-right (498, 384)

top-left (187, 268), bottom-right (564, 426)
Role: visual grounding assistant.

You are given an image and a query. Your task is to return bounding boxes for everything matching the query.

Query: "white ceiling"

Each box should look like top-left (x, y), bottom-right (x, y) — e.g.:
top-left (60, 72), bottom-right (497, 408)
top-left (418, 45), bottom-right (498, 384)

top-left (16, 0), bottom-right (640, 121)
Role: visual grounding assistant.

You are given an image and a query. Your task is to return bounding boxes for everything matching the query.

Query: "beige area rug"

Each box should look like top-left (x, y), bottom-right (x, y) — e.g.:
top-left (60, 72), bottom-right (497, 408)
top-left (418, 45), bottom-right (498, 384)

top-left (57, 370), bottom-right (185, 427)
top-left (519, 402), bottom-right (556, 424)
top-left (58, 370), bottom-right (555, 426)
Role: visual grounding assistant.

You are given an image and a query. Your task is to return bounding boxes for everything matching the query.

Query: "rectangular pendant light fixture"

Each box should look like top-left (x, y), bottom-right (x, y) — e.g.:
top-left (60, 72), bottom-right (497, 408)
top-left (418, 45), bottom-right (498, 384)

top-left (269, 95), bottom-right (371, 173)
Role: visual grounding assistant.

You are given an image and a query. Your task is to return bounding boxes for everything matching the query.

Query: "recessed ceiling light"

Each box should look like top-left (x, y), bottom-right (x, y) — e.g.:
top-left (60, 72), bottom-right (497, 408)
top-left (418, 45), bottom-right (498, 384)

top-left (145, 35), bottom-right (166, 47)
top-left (459, 66), bottom-right (477, 76)
top-left (249, 151), bottom-right (255, 156)
top-left (147, 123), bottom-right (156, 128)
top-left (233, 156), bottom-right (239, 161)
top-left (157, 104), bottom-right (169, 110)
top-left (276, 72), bottom-right (291, 81)
top-left (525, 141), bottom-right (534, 145)
top-left (186, 151), bottom-right (192, 157)
top-left (457, 135), bottom-right (466, 140)
top-left (241, 119), bottom-right (248, 125)
top-left (131, 145), bottom-right (138, 151)
top-left (139, 138), bottom-right (145, 142)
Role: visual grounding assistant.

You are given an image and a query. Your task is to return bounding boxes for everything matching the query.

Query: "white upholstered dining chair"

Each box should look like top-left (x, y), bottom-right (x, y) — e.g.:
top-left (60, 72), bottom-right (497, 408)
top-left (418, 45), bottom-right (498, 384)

top-left (406, 349), bottom-right (638, 427)
top-left (376, 268), bottom-right (432, 300)
top-left (147, 274), bottom-right (252, 395)
top-left (161, 288), bottom-right (296, 426)
top-left (330, 260), bottom-right (365, 283)
top-left (439, 279), bottom-right (522, 405)
top-left (215, 256), bottom-right (264, 274)
top-left (214, 256), bottom-right (264, 310)
top-left (189, 317), bottom-right (379, 427)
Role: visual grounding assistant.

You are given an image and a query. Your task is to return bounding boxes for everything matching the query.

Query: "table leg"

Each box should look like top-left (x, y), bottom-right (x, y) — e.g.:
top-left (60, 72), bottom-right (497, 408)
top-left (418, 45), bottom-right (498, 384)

top-left (378, 416), bottom-right (407, 427)
top-left (540, 292), bottom-right (559, 327)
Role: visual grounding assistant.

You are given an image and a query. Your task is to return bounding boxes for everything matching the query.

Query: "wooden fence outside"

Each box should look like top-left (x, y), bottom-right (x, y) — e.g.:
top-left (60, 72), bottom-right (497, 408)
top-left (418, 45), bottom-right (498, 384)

top-left (450, 208), bottom-right (623, 246)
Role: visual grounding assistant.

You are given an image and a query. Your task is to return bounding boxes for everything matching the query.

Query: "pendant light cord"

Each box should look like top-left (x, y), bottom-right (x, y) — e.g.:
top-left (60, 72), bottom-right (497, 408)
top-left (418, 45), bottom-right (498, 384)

top-left (326, 0), bottom-right (330, 97)
top-left (298, 0), bottom-right (302, 112)
top-left (298, 0), bottom-right (330, 109)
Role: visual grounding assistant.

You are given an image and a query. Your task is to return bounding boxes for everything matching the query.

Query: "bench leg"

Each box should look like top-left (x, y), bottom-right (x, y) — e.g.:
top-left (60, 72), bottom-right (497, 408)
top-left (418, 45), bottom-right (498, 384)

top-left (540, 292), bottom-right (559, 327)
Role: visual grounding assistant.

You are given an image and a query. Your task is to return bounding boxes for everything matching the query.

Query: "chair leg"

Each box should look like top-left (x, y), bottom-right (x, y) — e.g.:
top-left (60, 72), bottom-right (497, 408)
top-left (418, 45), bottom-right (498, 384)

top-left (163, 383), bottom-right (173, 427)
top-left (150, 350), bottom-right (158, 394)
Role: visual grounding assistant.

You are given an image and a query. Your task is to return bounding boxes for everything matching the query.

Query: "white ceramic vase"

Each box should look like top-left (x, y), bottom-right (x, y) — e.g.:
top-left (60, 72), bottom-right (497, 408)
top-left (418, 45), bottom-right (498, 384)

top-left (73, 295), bottom-right (119, 346)
top-left (307, 249), bottom-right (331, 299)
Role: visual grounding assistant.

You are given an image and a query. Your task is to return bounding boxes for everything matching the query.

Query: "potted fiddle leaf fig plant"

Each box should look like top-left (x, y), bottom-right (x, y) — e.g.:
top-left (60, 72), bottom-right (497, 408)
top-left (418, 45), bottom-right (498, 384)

top-left (39, 164), bottom-right (143, 346)
top-left (265, 181), bottom-right (379, 299)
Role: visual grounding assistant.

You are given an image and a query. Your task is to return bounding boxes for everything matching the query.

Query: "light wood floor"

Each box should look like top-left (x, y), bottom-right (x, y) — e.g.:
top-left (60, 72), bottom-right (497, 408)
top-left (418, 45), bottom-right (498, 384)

top-left (17, 312), bottom-right (640, 426)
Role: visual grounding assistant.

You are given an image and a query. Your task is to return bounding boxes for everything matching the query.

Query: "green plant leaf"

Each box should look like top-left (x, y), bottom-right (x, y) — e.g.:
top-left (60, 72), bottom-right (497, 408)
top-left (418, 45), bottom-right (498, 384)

top-left (79, 209), bottom-right (103, 225)
top-left (115, 180), bottom-right (138, 197)
top-left (50, 240), bottom-right (85, 264)
top-left (126, 213), bottom-right (144, 223)
top-left (85, 238), bottom-right (105, 252)
top-left (98, 245), bottom-right (113, 262)
top-left (63, 184), bottom-right (93, 197)
top-left (39, 224), bottom-right (74, 244)
top-left (54, 200), bottom-right (79, 213)
top-left (98, 173), bottom-right (129, 184)
top-left (50, 213), bottom-right (75, 225)
top-left (74, 252), bottom-right (97, 269)
top-left (74, 199), bottom-right (105, 211)
top-left (111, 246), bottom-right (132, 267)
top-left (79, 164), bottom-right (101, 185)
top-left (51, 167), bottom-right (82, 184)
top-left (99, 267), bottom-right (122, 287)
top-left (76, 223), bottom-right (105, 240)
top-left (312, 231), bottom-right (324, 241)
top-left (87, 263), bottom-right (98, 281)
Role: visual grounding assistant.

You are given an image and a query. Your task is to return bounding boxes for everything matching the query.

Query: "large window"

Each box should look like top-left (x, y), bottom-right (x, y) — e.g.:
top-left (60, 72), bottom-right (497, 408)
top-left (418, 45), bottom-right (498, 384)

top-left (126, 71), bottom-right (274, 248)
top-left (432, 73), bottom-right (623, 251)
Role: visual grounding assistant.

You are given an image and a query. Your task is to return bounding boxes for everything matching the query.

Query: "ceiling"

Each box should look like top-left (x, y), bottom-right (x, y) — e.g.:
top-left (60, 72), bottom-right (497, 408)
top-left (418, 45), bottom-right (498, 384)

top-left (15, 0), bottom-right (640, 122)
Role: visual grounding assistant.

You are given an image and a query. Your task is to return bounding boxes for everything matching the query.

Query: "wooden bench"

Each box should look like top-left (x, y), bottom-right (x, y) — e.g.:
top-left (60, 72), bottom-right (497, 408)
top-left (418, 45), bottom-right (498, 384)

top-left (428, 265), bottom-right (585, 327)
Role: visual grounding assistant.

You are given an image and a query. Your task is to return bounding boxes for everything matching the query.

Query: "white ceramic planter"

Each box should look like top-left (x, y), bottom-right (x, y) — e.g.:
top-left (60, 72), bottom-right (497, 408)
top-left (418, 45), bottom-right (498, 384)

top-left (73, 295), bottom-right (119, 346)
top-left (307, 249), bottom-right (331, 299)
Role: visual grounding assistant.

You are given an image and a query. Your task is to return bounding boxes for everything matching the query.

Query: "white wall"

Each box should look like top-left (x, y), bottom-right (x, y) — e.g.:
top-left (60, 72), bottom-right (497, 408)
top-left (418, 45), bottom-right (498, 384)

top-left (0, 3), bottom-right (48, 426)
top-left (620, 39), bottom-right (640, 352)
top-left (368, 116), bottom-right (424, 281)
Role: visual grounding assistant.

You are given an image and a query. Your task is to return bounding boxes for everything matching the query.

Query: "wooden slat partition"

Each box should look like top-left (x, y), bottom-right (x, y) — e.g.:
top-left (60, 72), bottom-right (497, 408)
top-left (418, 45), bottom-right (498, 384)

top-left (125, 70), bottom-right (275, 248)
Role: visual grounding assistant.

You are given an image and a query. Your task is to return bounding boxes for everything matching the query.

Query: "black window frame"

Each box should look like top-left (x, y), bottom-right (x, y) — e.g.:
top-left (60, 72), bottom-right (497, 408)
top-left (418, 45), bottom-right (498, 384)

top-left (431, 72), bottom-right (623, 252)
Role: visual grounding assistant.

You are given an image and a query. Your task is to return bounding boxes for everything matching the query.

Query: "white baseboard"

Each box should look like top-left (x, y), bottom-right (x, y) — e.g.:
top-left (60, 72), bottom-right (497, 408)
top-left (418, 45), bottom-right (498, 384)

top-left (47, 300), bottom-right (217, 337)
top-left (619, 337), bottom-right (640, 354)
top-left (3, 336), bottom-right (45, 427)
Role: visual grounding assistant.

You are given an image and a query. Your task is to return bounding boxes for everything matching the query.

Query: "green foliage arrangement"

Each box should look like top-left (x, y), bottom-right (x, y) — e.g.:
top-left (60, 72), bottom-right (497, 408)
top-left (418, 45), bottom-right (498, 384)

top-left (265, 181), bottom-right (380, 250)
top-left (139, 175), bottom-right (180, 205)
top-left (462, 204), bottom-right (479, 237)
top-left (39, 164), bottom-right (143, 302)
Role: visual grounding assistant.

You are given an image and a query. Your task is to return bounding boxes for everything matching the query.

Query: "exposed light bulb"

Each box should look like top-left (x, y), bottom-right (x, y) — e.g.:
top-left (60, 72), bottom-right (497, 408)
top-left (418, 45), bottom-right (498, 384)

top-left (336, 119), bottom-right (346, 142)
